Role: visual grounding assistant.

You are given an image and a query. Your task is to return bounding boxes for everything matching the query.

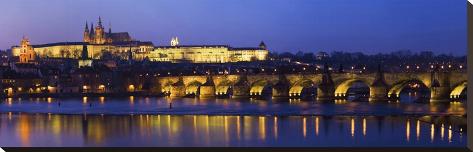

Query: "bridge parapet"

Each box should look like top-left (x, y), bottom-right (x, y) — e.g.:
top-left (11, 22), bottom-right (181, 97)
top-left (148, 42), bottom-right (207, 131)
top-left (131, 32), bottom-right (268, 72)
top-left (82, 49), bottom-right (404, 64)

top-left (156, 71), bottom-right (466, 102)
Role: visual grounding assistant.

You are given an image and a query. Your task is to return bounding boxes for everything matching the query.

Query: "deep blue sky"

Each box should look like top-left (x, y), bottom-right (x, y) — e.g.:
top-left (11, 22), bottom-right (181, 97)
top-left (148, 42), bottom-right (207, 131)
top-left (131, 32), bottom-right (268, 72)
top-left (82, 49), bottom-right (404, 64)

top-left (0, 0), bottom-right (466, 55)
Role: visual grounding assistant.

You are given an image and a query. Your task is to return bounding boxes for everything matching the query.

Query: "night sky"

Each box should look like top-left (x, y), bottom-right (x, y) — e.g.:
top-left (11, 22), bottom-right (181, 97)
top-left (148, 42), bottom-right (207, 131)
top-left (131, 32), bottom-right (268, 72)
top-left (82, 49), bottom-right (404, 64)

top-left (0, 0), bottom-right (466, 55)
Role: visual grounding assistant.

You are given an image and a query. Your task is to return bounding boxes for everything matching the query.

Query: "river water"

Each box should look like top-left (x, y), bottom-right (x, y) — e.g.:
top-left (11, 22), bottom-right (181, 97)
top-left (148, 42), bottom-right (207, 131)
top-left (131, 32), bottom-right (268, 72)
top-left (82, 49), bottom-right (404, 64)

top-left (0, 94), bottom-right (467, 147)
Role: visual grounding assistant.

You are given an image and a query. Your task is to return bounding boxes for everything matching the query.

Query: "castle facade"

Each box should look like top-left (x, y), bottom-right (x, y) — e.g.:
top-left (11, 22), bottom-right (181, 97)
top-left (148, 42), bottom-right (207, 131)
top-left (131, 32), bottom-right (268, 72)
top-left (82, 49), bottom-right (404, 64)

top-left (11, 17), bottom-right (268, 63)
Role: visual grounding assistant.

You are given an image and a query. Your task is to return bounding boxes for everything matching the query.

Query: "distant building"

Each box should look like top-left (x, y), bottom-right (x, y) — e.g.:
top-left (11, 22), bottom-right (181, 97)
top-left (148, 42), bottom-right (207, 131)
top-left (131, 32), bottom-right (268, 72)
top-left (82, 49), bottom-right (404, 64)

top-left (11, 17), bottom-right (154, 60)
top-left (83, 16), bottom-right (132, 44)
top-left (78, 45), bottom-right (93, 68)
top-left (316, 51), bottom-right (329, 60)
top-left (0, 50), bottom-right (9, 66)
top-left (11, 17), bottom-right (269, 63)
top-left (18, 37), bottom-right (36, 63)
top-left (148, 40), bottom-right (268, 63)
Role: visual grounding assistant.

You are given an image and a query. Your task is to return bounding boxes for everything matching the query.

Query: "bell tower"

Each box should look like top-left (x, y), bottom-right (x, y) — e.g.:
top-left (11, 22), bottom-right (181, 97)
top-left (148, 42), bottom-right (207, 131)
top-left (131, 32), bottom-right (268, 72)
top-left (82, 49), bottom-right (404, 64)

top-left (83, 21), bottom-right (90, 43)
top-left (18, 36), bottom-right (35, 63)
top-left (94, 16), bottom-right (106, 44)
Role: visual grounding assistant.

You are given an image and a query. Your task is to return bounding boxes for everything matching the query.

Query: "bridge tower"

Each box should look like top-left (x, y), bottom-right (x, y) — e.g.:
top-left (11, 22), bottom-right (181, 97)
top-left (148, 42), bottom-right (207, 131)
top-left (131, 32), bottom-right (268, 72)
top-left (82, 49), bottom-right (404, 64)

top-left (430, 66), bottom-right (451, 102)
top-left (317, 63), bottom-right (335, 101)
top-left (369, 64), bottom-right (388, 102)
top-left (232, 73), bottom-right (250, 98)
top-left (170, 76), bottom-right (186, 98)
top-left (199, 75), bottom-right (216, 98)
top-left (272, 73), bottom-right (290, 98)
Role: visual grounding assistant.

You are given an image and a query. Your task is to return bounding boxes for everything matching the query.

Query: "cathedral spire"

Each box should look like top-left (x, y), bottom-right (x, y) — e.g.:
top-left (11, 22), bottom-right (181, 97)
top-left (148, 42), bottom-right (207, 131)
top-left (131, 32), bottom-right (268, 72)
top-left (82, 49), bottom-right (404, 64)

top-left (85, 21), bottom-right (89, 31)
top-left (90, 23), bottom-right (94, 35)
top-left (259, 41), bottom-right (266, 50)
top-left (108, 21), bottom-right (112, 34)
top-left (98, 16), bottom-right (103, 27)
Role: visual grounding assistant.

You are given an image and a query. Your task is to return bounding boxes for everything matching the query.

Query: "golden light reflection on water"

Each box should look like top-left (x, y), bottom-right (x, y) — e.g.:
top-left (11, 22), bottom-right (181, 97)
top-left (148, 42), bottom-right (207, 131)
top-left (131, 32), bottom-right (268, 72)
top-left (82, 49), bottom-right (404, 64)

top-left (129, 96), bottom-right (135, 105)
top-left (315, 116), bottom-right (319, 136)
top-left (448, 125), bottom-right (452, 143)
top-left (303, 117), bottom-right (307, 138)
top-left (237, 116), bottom-right (241, 140)
top-left (406, 119), bottom-right (410, 142)
top-left (99, 96), bottom-right (105, 104)
top-left (167, 115), bottom-right (171, 139)
top-left (0, 114), bottom-right (466, 146)
top-left (274, 117), bottom-right (278, 140)
top-left (351, 118), bottom-right (355, 137)
top-left (259, 116), bottom-right (266, 140)
top-left (193, 115), bottom-right (197, 135)
top-left (8, 112), bottom-right (12, 120)
top-left (431, 124), bottom-right (435, 143)
top-left (7, 98), bottom-right (13, 106)
top-left (335, 99), bottom-right (347, 104)
top-left (82, 96), bottom-right (88, 104)
top-left (206, 115), bottom-right (210, 144)
top-left (224, 116), bottom-right (229, 144)
top-left (244, 116), bottom-right (251, 140)
top-left (18, 114), bottom-right (31, 146)
top-left (362, 118), bottom-right (366, 136)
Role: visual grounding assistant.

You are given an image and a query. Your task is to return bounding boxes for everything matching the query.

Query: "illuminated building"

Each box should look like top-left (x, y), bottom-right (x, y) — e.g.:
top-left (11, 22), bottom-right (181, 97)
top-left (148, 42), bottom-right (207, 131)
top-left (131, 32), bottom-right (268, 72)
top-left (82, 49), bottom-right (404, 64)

top-left (11, 17), bottom-right (154, 60)
top-left (10, 17), bottom-right (269, 63)
top-left (149, 39), bottom-right (268, 63)
top-left (78, 45), bottom-right (92, 68)
top-left (18, 37), bottom-right (36, 63)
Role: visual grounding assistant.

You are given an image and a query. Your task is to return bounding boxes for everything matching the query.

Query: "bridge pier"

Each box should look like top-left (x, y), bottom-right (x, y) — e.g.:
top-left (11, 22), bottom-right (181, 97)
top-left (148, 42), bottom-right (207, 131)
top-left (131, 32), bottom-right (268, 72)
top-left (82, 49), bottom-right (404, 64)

top-left (272, 74), bottom-right (290, 98)
top-left (232, 74), bottom-right (250, 98)
top-left (430, 86), bottom-right (450, 102)
top-left (369, 86), bottom-right (388, 102)
top-left (369, 64), bottom-right (388, 102)
top-left (170, 86), bottom-right (186, 97)
top-left (317, 86), bottom-right (335, 101)
top-left (199, 76), bottom-right (216, 98)
top-left (317, 64), bottom-right (335, 102)
top-left (272, 87), bottom-right (289, 98)
top-left (429, 70), bottom-right (451, 102)
top-left (170, 76), bottom-right (186, 98)
top-left (232, 86), bottom-right (250, 98)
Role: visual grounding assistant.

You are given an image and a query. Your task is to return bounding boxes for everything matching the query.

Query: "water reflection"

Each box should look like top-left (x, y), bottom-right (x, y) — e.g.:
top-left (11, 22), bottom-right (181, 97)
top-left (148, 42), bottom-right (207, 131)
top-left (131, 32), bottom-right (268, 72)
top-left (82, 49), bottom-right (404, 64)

top-left (0, 114), bottom-right (465, 147)
top-left (362, 118), bottom-right (366, 136)
top-left (0, 96), bottom-right (466, 116)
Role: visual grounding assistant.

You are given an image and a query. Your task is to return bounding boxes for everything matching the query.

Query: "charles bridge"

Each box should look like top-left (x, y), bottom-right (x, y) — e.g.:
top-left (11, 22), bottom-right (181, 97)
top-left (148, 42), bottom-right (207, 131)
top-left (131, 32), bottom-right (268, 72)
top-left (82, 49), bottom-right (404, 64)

top-left (156, 67), bottom-right (467, 102)
top-left (1, 66), bottom-right (467, 102)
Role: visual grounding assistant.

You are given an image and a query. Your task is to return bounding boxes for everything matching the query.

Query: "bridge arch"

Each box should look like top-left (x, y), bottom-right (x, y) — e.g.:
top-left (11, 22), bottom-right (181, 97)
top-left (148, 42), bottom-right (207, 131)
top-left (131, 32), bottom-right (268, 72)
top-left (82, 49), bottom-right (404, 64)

top-left (250, 79), bottom-right (272, 96)
top-left (334, 79), bottom-right (370, 98)
top-left (161, 81), bottom-right (174, 94)
top-left (216, 79), bottom-right (234, 95)
top-left (186, 81), bottom-right (202, 95)
top-left (388, 79), bottom-right (429, 98)
top-left (289, 79), bottom-right (316, 97)
top-left (450, 81), bottom-right (467, 99)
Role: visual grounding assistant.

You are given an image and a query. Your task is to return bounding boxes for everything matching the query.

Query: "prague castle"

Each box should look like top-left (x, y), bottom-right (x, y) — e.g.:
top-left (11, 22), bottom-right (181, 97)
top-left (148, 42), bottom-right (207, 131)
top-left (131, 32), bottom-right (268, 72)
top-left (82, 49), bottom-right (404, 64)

top-left (11, 17), bottom-right (269, 63)
top-left (83, 17), bottom-right (132, 44)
